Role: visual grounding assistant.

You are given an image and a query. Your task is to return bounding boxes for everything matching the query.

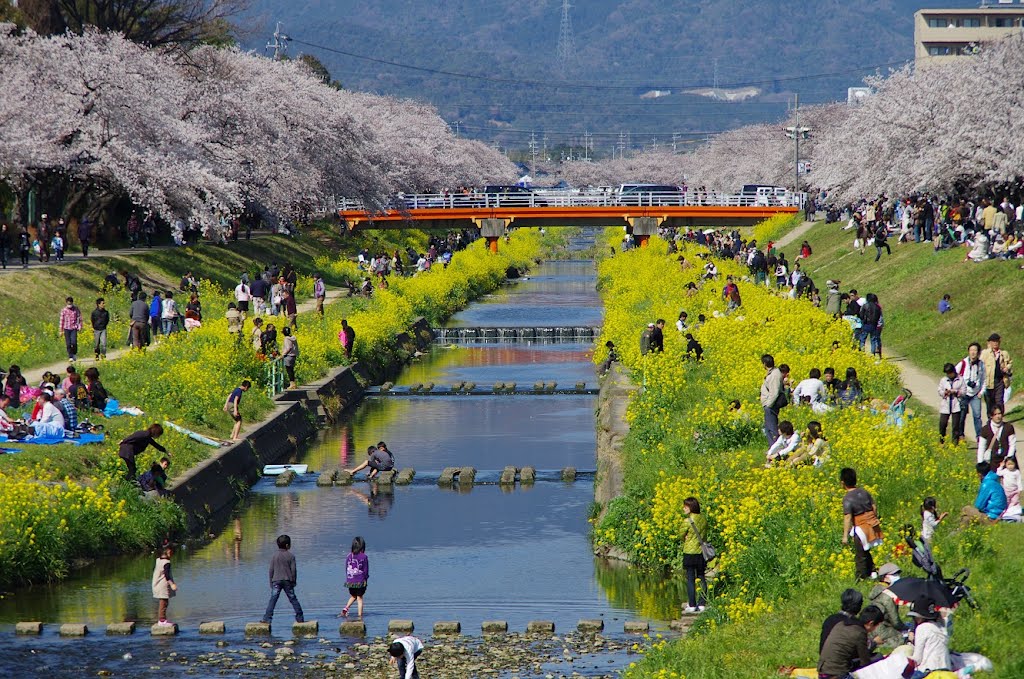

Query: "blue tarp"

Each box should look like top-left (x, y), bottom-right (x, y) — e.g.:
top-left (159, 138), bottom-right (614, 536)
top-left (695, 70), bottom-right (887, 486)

top-left (0, 432), bottom-right (105, 447)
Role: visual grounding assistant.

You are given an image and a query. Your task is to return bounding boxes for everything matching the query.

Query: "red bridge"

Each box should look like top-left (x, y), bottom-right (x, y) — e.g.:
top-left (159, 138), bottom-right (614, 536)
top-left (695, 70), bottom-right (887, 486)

top-left (336, 192), bottom-right (799, 250)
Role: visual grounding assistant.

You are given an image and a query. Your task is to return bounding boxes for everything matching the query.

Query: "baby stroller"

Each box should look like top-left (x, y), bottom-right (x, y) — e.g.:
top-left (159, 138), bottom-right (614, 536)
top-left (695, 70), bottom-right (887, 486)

top-left (898, 535), bottom-right (978, 610)
top-left (883, 388), bottom-right (912, 428)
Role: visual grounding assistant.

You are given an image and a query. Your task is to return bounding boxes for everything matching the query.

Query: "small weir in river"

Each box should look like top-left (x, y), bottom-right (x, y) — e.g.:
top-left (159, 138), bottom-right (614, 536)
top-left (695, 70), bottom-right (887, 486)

top-left (0, 244), bottom-right (684, 677)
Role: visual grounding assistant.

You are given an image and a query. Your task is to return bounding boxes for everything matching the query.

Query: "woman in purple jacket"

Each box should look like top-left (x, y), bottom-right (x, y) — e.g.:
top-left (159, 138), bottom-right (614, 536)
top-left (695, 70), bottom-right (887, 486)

top-left (341, 536), bottom-right (369, 618)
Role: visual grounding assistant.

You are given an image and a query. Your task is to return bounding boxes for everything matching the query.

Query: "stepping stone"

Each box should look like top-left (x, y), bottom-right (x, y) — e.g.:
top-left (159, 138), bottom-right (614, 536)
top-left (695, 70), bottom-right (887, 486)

top-left (106, 622), bottom-right (136, 635)
top-left (335, 470), bottom-right (354, 486)
top-left (275, 470), bottom-right (296, 487)
top-left (624, 621), bottom-right (650, 634)
top-left (151, 622), bottom-right (178, 636)
top-left (59, 623), bottom-right (88, 636)
top-left (293, 621), bottom-right (319, 636)
top-left (499, 466), bottom-right (517, 485)
top-left (438, 467), bottom-right (458, 487)
top-left (432, 621), bottom-right (461, 635)
top-left (481, 621), bottom-right (508, 634)
top-left (245, 622), bottom-right (272, 636)
top-left (519, 466), bottom-right (536, 485)
top-left (388, 619), bottom-right (414, 634)
top-left (199, 621), bottom-right (226, 634)
top-left (457, 466), bottom-right (477, 485)
top-left (577, 619), bottom-right (604, 632)
top-left (339, 621), bottom-right (366, 636)
top-left (526, 620), bottom-right (555, 634)
top-left (376, 470), bottom-right (396, 485)
top-left (395, 468), bottom-right (415, 485)
top-left (316, 470), bottom-right (336, 487)
top-left (561, 467), bottom-right (577, 482)
top-left (669, 619), bottom-right (692, 632)
top-left (16, 622), bottom-right (42, 635)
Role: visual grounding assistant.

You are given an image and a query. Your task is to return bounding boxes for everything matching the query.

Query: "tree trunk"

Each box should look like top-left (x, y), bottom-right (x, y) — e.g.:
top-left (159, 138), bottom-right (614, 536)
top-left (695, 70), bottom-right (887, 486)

top-left (19, 0), bottom-right (67, 35)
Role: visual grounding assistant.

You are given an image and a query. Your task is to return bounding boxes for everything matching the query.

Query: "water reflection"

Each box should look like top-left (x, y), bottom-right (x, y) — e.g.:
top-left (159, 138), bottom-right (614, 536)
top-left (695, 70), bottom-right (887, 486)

top-left (0, 254), bottom-right (679, 674)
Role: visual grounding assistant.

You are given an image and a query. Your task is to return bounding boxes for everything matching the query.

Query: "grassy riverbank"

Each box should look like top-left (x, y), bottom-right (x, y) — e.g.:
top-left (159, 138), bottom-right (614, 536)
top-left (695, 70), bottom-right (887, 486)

top-left (592, 231), bottom-right (1019, 677)
top-left (794, 220), bottom-right (1023, 396)
top-left (0, 227), bottom-right (547, 589)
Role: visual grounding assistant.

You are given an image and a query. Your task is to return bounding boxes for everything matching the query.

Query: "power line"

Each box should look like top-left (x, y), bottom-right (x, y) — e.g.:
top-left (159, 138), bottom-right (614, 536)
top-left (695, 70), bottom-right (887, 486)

top-left (289, 36), bottom-right (908, 92)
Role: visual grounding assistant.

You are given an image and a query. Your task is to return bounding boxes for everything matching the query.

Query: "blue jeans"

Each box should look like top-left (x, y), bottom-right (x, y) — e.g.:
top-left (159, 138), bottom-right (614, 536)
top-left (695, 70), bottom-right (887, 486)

top-left (262, 581), bottom-right (304, 623)
top-left (859, 325), bottom-right (880, 355)
top-left (763, 405), bottom-right (780, 444)
top-left (161, 318), bottom-right (177, 335)
top-left (958, 394), bottom-right (983, 439)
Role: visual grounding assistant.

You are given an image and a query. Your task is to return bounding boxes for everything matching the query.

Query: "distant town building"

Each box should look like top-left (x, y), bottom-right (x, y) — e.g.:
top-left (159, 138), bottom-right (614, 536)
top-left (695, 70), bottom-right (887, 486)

top-left (847, 87), bottom-right (872, 105)
top-left (915, 3), bottom-right (1024, 65)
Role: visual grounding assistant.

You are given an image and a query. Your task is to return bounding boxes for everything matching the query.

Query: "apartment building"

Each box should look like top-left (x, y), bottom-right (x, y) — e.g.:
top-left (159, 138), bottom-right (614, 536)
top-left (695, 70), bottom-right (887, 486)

top-left (914, 3), bottom-right (1024, 64)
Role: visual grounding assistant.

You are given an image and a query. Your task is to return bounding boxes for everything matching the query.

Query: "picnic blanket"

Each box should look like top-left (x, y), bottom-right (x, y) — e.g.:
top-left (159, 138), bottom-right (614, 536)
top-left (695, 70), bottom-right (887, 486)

top-left (0, 432), bottom-right (105, 447)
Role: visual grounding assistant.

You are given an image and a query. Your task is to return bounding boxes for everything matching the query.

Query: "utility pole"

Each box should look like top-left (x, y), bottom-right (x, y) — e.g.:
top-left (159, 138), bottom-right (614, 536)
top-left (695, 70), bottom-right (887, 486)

top-left (556, 0), bottom-right (577, 77)
top-left (672, 133), bottom-right (679, 153)
top-left (713, 57), bottom-right (719, 89)
top-left (583, 130), bottom-right (592, 161)
top-left (784, 93), bottom-right (811, 195)
top-left (529, 132), bottom-right (538, 175)
top-left (453, 121), bottom-right (461, 137)
top-left (266, 22), bottom-right (289, 61)
top-left (617, 132), bottom-right (626, 159)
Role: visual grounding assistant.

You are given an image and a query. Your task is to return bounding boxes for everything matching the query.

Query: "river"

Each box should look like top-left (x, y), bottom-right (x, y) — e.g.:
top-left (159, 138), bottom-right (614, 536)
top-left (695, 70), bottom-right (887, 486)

top-left (0, 243), bottom-right (683, 676)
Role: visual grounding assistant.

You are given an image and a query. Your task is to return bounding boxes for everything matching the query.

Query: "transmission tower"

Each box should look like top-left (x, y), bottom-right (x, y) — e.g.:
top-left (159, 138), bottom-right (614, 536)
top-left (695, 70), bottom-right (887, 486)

top-left (266, 22), bottom-right (289, 61)
top-left (556, 0), bottom-right (577, 77)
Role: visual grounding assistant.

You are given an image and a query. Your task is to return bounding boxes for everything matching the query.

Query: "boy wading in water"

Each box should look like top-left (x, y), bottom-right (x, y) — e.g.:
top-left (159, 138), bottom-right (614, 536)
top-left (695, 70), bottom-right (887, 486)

top-left (152, 545), bottom-right (178, 626)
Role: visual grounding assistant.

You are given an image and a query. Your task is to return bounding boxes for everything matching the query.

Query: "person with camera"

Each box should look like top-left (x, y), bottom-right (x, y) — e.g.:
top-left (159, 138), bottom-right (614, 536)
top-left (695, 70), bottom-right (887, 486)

top-left (980, 333), bottom-right (1012, 417)
top-left (955, 342), bottom-right (986, 440)
top-left (937, 363), bottom-right (965, 445)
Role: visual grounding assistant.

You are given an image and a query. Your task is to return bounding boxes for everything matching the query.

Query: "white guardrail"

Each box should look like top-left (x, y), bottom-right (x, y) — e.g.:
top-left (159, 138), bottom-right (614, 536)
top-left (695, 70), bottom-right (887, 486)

top-left (324, 190), bottom-right (806, 213)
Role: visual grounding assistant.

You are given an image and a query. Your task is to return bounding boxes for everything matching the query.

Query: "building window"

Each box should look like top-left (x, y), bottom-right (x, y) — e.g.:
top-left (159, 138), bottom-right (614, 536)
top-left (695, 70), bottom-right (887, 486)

top-left (927, 17), bottom-right (948, 28)
top-left (927, 45), bottom-right (952, 56)
top-left (962, 18), bottom-right (981, 28)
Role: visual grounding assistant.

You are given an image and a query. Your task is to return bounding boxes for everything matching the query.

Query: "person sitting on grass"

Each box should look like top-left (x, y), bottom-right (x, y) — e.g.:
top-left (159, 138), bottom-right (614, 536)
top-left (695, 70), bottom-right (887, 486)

top-left (788, 421), bottom-right (831, 467)
top-left (83, 366), bottom-right (109, 411)
top-left (765, 420), bottom-right (801, 466)
top-left (346, 443), bottom-right (394, 480)
top-left (960, 461), bottom-right (1007, 525)
top-left (817, 605), bottom-right (884, 679)
top-left (819, 588), bottom-right (862, 653)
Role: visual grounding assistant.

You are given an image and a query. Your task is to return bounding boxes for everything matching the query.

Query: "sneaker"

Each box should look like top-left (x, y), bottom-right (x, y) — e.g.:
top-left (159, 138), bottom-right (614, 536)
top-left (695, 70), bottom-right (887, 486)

top-left (158, 619), bottom-right (174, 626)
top-left (697, 606), bottom-right (706, 612)
top-left (682, 606), bottom-right (699, 615)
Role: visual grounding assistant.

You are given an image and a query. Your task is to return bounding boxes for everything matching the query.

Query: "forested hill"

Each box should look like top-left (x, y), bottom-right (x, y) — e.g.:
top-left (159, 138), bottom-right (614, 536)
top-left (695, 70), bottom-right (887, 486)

top-left (245, 0), bottom-right (966, 153)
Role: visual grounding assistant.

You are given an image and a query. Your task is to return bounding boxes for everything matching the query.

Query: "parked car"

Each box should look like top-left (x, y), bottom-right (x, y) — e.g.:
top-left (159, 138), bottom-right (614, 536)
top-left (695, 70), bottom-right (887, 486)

top-left (617, 184), bottom-right (685, 206)
top-left (482, 185), bottom-right (547, 207)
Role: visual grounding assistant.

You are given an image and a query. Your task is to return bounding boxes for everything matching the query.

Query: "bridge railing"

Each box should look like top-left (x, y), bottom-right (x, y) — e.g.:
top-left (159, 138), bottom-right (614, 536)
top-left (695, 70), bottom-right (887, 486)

top-left (336, 191), bottom-right (805, 212)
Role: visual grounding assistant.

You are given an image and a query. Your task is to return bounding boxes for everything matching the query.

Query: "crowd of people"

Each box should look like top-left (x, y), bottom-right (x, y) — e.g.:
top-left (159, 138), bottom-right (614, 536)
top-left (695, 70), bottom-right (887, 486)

top-left (825, 194), bottom-right (1024, 265)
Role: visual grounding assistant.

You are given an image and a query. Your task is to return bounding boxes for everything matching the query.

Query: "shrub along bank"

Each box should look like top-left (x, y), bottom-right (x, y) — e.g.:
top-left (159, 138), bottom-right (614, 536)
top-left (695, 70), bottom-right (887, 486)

top-left (0, 228), bottom-right (547, 589)
top-left (593, 231), bottom-right (1013, 677)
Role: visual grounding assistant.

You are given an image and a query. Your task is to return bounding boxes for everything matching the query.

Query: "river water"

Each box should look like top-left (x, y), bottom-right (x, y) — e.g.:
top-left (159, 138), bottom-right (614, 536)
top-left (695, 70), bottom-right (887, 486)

top-left (0, 250), bottom-right (683, 676)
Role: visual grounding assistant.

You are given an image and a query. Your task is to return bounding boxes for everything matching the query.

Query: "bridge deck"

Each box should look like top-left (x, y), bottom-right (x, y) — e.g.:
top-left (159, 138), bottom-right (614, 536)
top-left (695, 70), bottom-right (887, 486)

top-left (339, 205), bottom-right (798, 229)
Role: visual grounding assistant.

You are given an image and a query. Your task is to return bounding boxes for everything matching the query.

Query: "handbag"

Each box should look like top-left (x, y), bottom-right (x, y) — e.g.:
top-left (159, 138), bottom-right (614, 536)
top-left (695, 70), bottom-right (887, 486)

top-left (686, 516), bottom-right (717, 562)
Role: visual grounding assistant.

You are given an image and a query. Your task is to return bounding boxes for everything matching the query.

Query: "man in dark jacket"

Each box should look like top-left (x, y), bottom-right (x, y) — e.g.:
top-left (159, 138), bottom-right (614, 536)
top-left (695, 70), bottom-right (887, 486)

top-left (820, 588), bottom-right (863, 652)
top-left (91, 297), bottom-right (110, 359)
top-left (118, 423), bottom-right (167, 481)
top-left (649, 319), bottom-right (665, 353)
top-left (261, 534), bottom-right (305, 624)
top-left (818, 605), bottom-right (883, 678)
top-left (77, 218), bottom-right (92, 257)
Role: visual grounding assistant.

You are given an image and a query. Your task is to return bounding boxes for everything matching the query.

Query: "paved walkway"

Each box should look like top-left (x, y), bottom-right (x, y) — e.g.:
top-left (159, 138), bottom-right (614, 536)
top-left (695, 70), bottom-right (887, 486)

top-left (0, 232), bottom-right (275, 274)
top-left (23, 289), bottom-right (349, 386)
top-left (774, 220), bottom-right (819, 250)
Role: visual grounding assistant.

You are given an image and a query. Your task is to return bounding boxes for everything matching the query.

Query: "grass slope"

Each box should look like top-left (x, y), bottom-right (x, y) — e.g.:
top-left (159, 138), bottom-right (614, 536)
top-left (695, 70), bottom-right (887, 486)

top-left (793, 221), bottom-right (1022, 389)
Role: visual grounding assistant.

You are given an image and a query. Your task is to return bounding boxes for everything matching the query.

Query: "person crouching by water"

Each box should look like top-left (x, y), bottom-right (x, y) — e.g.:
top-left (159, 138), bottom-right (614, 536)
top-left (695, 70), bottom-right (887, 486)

top-left (346, 442), bottom-right (395, 480)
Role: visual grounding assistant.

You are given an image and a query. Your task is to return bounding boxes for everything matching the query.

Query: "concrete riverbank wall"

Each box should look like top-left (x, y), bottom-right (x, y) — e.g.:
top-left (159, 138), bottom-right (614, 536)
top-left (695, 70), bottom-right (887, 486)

top-left (593, 365), bottom-right (637, 562)
top-left (167, 317), bottom-right (434, 531)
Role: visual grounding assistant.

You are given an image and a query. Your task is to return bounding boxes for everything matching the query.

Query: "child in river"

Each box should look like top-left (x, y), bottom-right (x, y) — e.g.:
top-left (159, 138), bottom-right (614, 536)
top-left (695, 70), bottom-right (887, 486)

top-left (389, 635), bottom-right (424, 679)
top-left (341, 536), bottom-right (369, 618)
top-left (151, 544), bottom-right (178, 625)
